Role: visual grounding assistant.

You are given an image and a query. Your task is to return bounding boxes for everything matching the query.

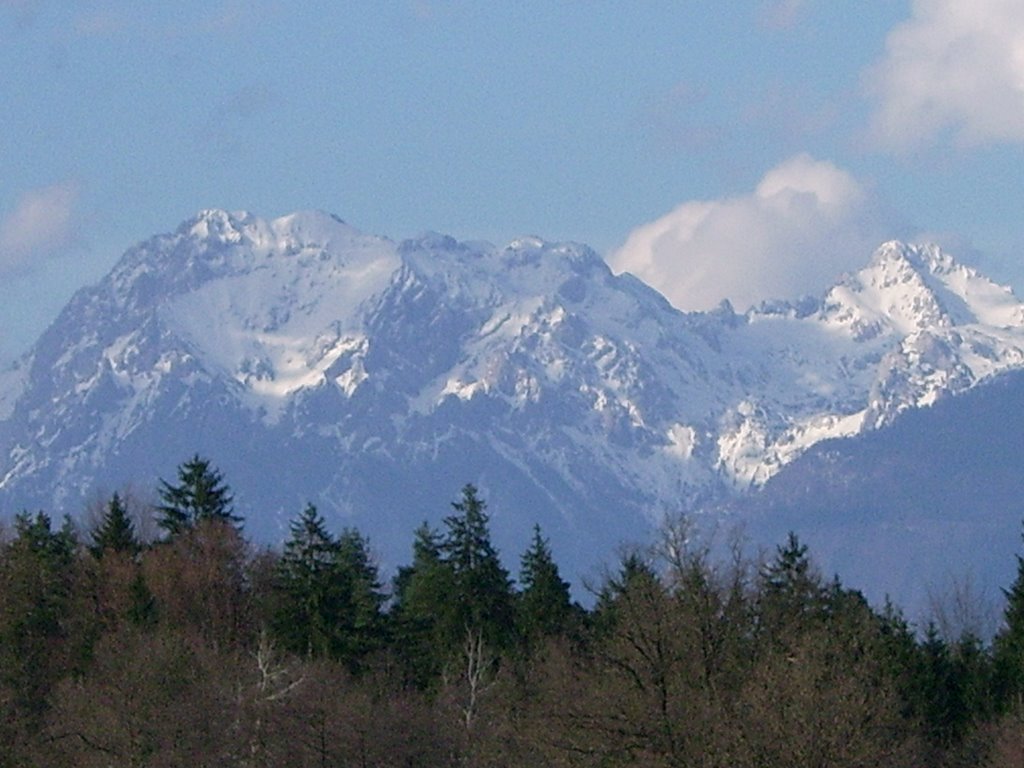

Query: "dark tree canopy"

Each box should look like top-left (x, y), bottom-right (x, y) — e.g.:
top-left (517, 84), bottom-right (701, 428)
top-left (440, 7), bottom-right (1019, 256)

top-left (440, 484), bottom-right (515, 649)
top-left (89, 493), bottom-right (139, 559)
top-left (993, 523), bottom-right (1024, 707)
top-left (272, 504), bottom-right (384, 668)
top-left (390, 522), bottom-right (456, 686)
top-left (518, 524), bottom-right (574, 640)
top-left (1, 468), bottom-right (1021, 766)
top-left (0, 512), bottom-right (81, 736)
top-left (155, 455), bottom-right (240, 537)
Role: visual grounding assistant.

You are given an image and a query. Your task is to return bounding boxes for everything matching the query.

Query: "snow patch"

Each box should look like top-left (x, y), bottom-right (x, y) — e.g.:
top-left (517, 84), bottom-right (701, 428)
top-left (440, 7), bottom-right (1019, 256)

top-left (665, 423), bottom-right (697, 459)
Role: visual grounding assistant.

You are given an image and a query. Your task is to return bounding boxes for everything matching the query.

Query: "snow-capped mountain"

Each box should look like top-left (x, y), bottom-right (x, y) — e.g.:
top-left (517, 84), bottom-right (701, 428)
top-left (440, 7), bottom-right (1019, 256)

top-left (2, 210), bottom-right (1023, 587)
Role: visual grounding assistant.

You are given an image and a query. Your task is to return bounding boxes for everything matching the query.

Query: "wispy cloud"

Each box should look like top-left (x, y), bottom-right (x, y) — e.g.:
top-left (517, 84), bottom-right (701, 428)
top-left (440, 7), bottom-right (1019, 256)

top-left (0, 181), bottom-right (81, 274)
top-left (866, 0), bottom-right (1024, 149)
top-left (609, 155), bottom-right (889, 312)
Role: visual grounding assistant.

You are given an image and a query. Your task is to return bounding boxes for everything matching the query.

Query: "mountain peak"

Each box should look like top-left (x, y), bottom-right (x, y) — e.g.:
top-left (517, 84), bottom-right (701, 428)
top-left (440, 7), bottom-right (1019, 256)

top-left (869, 240), bottom-right (957, 277)
top-left (819, 242), bottom-right (948, 339)
top-left (181, 208), bottom-right (255, 242)
top-left (816, 240), bottom-right (1024, 339)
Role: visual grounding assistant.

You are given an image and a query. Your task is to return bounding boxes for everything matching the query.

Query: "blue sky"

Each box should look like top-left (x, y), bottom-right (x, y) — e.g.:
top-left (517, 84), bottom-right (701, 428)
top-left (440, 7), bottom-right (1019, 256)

top-left (4, 1), bottom-right (1024, 364)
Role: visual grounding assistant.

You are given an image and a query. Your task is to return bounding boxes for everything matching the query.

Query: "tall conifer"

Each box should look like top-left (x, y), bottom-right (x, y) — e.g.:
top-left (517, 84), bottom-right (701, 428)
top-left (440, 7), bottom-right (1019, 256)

top-left (156, 455), bottom-right (239, 537)
top-left (89, 493), bottom-right (139, 559)
top-left (518, 524), bottom-right (573, 641)
top-left (441, 484), bottom-right (515, 650)
top-left (993, 524), bottom-right (1024, 708)
top-left (273, 504), bottom-right (384, 669)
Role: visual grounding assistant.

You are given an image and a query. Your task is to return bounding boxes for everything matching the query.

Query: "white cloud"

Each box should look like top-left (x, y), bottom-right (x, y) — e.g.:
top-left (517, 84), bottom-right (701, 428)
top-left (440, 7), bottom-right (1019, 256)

top-left (0, 181), bottom-right (80, 273)
top-left (867, 0), bottom-right (1024, 148)
top-left (609, 155), bottom-right (887, 312)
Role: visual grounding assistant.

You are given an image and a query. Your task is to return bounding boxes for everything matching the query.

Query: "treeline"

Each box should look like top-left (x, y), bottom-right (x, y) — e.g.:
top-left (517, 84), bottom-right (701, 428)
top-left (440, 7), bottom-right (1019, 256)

top-left (3, 456), bottom-right (1024, 766)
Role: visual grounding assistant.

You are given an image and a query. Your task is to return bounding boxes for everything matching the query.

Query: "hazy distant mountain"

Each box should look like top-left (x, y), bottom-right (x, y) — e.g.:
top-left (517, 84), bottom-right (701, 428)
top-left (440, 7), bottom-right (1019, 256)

top-left (737, 366), bottom-right (1024, 624)
top-left (2, 209), bottom-right (1023, 599)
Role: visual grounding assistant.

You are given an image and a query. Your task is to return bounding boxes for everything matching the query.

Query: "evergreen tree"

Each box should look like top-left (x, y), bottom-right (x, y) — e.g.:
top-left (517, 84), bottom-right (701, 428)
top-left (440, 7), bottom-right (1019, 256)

top-left (0, 512), bottom-right (81, 733)
top-left (593, 550), bottom-right (661, 633)
top-left (392, 522), bottom-right (448, 610)
top-left (440, 484), bottom-right (515, 650)
top-left (596, 551), bottom-right (659, 609)
top-left (993, 523), bottom-right (1024, 709)
top-left (126, 571), bottom-right (158, 628)
top-left (272, 505), bottom-right (384, 669)
top-left (390, 523), bottom-right (456, 686)
top-left (334, 527), bottom-right (386, 663)
top-left (518, 524), bottom-right (573, 642)
top-left (915, 623), bottom-right (960, 747)
top-left (89, 493), bottom-right (139, 559)
top-left (758, 531), bottom-right (825, 639)
top-left (763, 532), bottom-right (814, 594)
top-left (390, 487), bottom-right (515, 685)
top-left (155, 455), bottom-right (239, 537)
top-left (273, 503), bottom-right (342, 657)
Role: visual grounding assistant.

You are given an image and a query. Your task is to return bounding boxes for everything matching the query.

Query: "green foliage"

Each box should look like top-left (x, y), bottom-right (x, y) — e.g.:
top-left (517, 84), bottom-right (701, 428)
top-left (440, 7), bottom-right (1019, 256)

top-left (0, 512), bottom-right (82, 735)
top-left (758, 531), bottom-right (827, 641)
top-left (88, 493), bottom-right (139, 559)
top-left (273, 504), bottom-right (338, 657)
top-left (517, 524), bottom-right (574, 642)
top-left (126, 570), bottom-right (158, 628)
top-left (156, 455), bottom-right (240, 537)
top-left (272, 504), bottom-right (384, 669)
top-left (334, 527), bottom-right (386, 662)
top-left (440, 484), bottom-right (515, 650)
top-left (391, 522), bottom-right (456, 686)
top-left (391, 485), bottom-right (516, 687)
top-left (594, 550), bottom-right (659, 617)
top-left (906, 623), bottom-right (994, 753)
top-left (994, 529), bottom-right (1024, 709)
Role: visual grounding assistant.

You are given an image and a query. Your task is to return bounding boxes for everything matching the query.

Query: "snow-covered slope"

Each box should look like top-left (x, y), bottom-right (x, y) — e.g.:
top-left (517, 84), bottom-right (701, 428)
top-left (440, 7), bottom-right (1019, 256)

top-left (1, 211), bottom-right (1023, 583)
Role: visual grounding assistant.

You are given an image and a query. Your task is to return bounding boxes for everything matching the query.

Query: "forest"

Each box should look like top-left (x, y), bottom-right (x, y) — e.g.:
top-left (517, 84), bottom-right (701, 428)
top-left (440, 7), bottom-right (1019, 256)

top-left (2, 454), bottom-right (1024, 767)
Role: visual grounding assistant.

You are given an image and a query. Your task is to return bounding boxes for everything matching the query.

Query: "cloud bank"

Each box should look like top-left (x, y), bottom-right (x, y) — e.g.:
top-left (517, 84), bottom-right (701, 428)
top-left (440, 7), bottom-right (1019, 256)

top-left (867, 0), bottom-right (1024, 148)
top-left (609, 155), bottom-right (886, 312)
top-left (0, 181), bottom-right (80, 274)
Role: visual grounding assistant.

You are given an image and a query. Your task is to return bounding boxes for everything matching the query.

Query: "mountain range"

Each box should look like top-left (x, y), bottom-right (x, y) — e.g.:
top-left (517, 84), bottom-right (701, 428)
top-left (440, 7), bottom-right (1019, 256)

top-left (2, 209), bottom-right (1023, 614)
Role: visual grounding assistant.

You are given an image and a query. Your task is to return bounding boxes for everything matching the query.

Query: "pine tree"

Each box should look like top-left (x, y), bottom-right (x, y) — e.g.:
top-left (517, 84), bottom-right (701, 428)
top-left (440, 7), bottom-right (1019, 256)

top-left (440, 484), bottom-right (515, 651)
top-left (915, 623), bottom-right (959, 747)
top-left (272, 505), bottom-right (385, 669)
top-left (334, 527), bottom-right (386, 663)
top-left (274, 503), bottom-right (341, 657)
top-left (596, 551), bottom-right (658, 609)
top-left (126, 571), bottom-right (157, 628)
top-left (593, 549), bottom-right (660, 632)
top-left (89, 493), bottom-right (139, 559)
top-left (758, 531), bottom-right (825, 639)
top-left (518, 524), bottom-right (573, 642)
top-left (0, 512), bottom-right (80, 732)
top-left (391, 523), bottom-right (456, 686)
top-left (763, 532), bottom-right (813, 594)
top-left (392, 522), bottom-right (448, 611)
top-left (155, 455), bottom-right (240, 537)
top-left (993, 524), bottom-right (1024, 709)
